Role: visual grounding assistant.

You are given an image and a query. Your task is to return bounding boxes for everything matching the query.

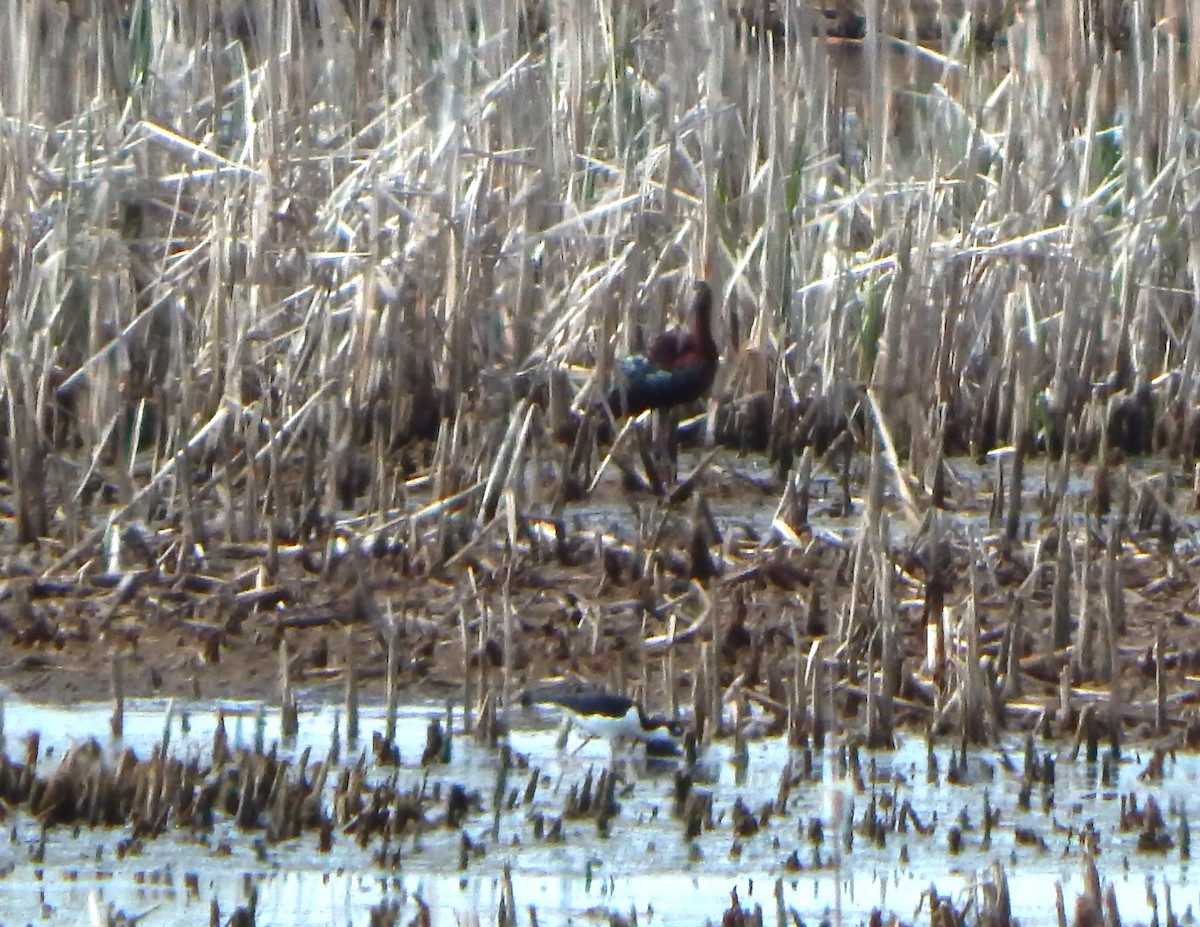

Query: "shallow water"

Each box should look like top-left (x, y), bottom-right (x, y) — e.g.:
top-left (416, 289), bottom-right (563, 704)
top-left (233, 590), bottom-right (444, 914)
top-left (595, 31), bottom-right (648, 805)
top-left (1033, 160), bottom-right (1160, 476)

top-left (0, 695), bottom-right (1195, 927)
top-left (555, 452), bottom-right (1200, 556)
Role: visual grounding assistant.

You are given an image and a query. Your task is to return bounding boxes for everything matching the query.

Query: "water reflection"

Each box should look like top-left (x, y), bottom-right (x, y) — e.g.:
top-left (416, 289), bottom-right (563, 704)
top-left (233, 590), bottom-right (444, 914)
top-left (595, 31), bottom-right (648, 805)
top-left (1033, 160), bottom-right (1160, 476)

top-left (0, 695), bottom-right (1189, 926)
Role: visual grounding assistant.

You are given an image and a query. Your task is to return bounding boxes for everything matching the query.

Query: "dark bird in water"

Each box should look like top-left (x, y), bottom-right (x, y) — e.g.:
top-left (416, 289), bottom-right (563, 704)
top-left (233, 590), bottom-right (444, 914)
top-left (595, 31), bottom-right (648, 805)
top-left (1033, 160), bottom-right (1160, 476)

top-left (607, 280), bottom-right (719, 417)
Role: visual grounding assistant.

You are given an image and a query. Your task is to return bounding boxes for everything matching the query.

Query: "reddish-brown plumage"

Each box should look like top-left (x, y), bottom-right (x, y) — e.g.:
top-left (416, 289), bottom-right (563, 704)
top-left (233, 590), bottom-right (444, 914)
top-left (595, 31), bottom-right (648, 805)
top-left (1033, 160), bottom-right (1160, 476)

top-left (608, 281), bottom-right (720, 416)
top-left (647, 281), bottom-right (717, 369)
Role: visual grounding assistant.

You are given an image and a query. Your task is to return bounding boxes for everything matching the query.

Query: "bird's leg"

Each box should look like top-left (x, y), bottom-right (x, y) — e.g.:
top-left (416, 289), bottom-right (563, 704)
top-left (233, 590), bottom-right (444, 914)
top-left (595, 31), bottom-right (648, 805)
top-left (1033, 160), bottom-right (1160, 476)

top-left (632, 422), bottom-right (666, 494)
top-left (556, 717), bottom-right (601, 757)
top-left (619, 741), bottom-right (641, 783)
top-left (649, 409), bottom-right (681, 482)
top-left (607, 737), bottom-right (639, 783)
top-left (665, 408), bottom-right (681, 481)
top-left (565, 411), bottom-right (597, 498)
top-left (640, 411), bottom-right (674, 489)
top-left (571, 734), bottom-right (599, 755)
top-left (563, 717), bottom-right (600, 755)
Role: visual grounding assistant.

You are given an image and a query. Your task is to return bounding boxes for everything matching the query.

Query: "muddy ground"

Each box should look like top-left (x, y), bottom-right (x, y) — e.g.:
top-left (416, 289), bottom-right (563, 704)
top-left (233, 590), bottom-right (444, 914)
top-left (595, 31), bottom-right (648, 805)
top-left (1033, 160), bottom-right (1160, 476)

top-left (2, 451), bottom-right (1199, 748)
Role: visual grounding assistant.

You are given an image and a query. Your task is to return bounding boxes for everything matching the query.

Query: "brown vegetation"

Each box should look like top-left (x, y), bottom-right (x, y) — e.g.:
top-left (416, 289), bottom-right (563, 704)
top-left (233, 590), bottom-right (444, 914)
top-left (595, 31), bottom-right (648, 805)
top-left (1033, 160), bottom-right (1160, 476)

top-left (0, 0), bottom-right (1199, 768)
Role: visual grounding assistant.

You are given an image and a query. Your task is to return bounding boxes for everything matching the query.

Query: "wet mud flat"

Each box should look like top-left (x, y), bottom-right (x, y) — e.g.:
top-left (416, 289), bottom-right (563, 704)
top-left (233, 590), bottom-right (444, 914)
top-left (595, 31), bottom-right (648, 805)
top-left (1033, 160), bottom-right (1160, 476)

top-left (0, 696), bottom-right (1195, 927)
top-left (6, 450), bottom-right (1200, 726)
top-left (3, 450), bottom-right (1200, 925)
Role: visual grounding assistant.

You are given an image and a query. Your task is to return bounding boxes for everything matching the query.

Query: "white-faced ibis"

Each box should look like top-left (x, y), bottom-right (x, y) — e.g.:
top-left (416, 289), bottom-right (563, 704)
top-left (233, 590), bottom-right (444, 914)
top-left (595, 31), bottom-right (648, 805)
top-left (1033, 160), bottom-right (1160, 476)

top-left (607, 280), bottom-right (719, 417)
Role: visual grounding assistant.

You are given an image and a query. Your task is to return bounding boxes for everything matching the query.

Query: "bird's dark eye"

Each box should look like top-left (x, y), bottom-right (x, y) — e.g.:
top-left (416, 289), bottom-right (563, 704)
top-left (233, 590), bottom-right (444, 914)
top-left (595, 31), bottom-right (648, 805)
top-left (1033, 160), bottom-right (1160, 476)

top-left (669, 722), bottom-right (684, 736)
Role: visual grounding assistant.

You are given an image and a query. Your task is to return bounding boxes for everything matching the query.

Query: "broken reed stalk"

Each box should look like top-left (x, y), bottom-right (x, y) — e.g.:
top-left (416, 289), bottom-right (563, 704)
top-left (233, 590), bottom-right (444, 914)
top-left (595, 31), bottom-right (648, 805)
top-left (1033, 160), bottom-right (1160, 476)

top-left (1051, 502), bottom-right (1073, 651)
top-left (1104, 489), bottom-right (1127, 636)
top-left (491, 744), bottom-right (511, 843)
top-left (665, 612), bottom-right (678, 720)
top-left (502, 568), bottom-right (514, 737)
top-left (254, 703), bottom-right (267, 755)
top-left (1101, 582), bottom-right (1123, 758)
top-left (872, 515), bottom-right (896, 749)
top-left (442, 701), bottom-right (454, 763)
top-left (385, 619), bottom-right (399, 743)
top-left (1155, 622), bottom-right (1167, 736)
top-left (1000, 599), bottom-right (1023, 707)
top-left (692, 641), bottom-right (710, 744)
top-left (345, 627), bottom-right (359, 748)
top-left (160, 698), bottom-right (174, 758)
top-left (1075, 514), bottom-right (1094, 678)
top-left (705, 633), bottom-right (721, 743)
top-left (458, 604), bottom-right (473, 733)
top-left (959, 533), bottom-right (988, 744)
top-left (1005, 379), bottom-right (1028, 543)
top-left (1002, 446), bottom-right (1026, 547)
top-left (212, 709), bottom-right (229, 767)
top-left (924, 509), bottom-right (947, 680)
top-left (707, 586), bottom-right (724, 736)
top-left (2, 354), bottom-right (47, 543)
top-left (280, 637), bottom-right (298, 739)
top-left (499, 862), bottom-right (517, 927)
top-left (478, 401), bottom-right (535, 526)
top-left (110, 652), bottom-right (124, 740)
top-left (804, 639), bottom-right (824, 750)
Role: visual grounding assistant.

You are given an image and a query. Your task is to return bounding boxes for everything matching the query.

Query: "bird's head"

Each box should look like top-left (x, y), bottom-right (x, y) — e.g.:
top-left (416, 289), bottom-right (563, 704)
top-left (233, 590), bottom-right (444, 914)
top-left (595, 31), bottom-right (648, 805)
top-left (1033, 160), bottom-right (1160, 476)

top-left (642, 715), bottom-right (687, 759)
top-left (644, 714), bottom-right (687, 740)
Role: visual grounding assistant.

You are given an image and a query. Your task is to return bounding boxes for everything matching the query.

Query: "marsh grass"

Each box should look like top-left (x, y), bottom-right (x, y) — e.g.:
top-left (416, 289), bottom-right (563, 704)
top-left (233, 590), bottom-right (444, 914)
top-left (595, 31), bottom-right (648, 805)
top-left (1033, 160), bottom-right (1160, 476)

top-left (1, 0), bottom-right (1199, 744)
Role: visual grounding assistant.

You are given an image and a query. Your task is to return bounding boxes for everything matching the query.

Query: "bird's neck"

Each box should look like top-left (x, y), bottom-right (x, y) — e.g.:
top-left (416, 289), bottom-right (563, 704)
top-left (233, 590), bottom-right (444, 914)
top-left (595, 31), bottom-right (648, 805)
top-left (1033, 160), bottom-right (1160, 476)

top-left (690, 309), bottom-right (718, 360)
